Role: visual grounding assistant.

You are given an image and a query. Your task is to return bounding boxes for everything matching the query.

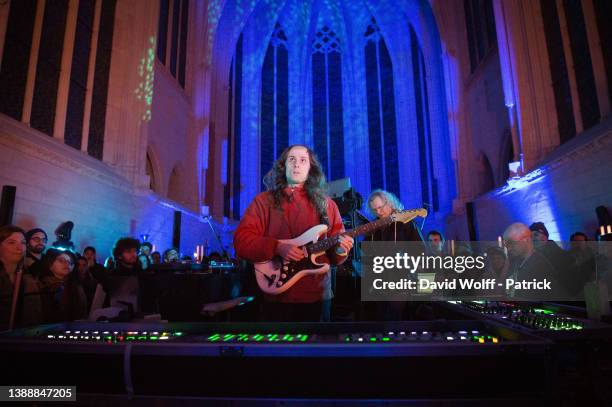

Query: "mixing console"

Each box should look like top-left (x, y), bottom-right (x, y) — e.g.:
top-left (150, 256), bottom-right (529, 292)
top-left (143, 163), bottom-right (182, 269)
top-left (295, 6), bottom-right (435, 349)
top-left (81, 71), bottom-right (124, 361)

top-left (453, 301), bottom-right (584, 330)
top-left (444, 301), bottom-right (611, 338)
top-left (0, 321), bottom-right (555, 399)
top-left (33, 326), bottom-right (504, 344)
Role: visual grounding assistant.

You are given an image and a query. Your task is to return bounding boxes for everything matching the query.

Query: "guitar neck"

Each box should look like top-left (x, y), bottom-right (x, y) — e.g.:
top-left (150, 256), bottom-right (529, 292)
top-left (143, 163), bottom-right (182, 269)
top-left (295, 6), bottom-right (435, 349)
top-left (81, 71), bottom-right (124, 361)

top-left (307, 214), bottom-right (410, 253)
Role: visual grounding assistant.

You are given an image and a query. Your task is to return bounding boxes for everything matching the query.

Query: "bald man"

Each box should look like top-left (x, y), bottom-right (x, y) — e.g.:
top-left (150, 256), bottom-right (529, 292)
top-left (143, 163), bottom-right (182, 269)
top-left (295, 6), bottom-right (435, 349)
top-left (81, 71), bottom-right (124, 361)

top-left (503, 223), bottom-right (566, 299)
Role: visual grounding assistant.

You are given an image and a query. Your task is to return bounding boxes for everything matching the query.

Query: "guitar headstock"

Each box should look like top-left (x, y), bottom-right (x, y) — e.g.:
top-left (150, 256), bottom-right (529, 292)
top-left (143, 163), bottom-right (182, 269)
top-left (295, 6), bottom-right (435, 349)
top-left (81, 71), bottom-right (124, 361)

top-left (391, 208), bottom-right (428, 223)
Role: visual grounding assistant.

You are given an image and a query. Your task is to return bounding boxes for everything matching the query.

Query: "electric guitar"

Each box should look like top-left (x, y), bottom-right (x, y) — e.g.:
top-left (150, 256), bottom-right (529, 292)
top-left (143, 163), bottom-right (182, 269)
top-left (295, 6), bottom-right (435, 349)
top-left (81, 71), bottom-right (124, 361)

top-left (255, 208), bottom-right (427, 294)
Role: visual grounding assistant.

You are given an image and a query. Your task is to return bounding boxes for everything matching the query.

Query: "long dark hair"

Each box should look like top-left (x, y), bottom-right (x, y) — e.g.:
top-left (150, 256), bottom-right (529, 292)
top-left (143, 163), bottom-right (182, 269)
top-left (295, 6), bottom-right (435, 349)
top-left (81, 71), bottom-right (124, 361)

top-left (263, 145), bottom-right (329, 224)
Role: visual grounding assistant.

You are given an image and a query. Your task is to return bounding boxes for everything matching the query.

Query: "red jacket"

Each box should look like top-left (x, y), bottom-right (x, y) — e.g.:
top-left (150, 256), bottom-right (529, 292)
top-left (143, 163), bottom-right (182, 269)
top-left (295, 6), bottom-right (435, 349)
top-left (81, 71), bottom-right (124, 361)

top-left (234, 186), bottom-right (347, 303)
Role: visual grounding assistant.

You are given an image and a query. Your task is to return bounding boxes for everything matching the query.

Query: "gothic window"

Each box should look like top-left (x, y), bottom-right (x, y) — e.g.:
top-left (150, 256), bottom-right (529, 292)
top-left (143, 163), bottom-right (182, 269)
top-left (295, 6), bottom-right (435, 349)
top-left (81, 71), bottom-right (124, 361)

top-left (563, 0), bottom-right (600, 130)
top-left (464, 0), bottom-right (497, 73)
top-left (411, 27), bottom-right (438, 211)
top-left (312, 26), bottom-right (344, 181)
top-left (364, 19), bottom-right (399, 197)
top-left (260, 24), bottom-right (289, 188)
top-left (225, 34), bottom-right (243, 220)
top-left (540, 0), bottom-right (576, 142)
top-left (31, 0), bottom-right (69, 137)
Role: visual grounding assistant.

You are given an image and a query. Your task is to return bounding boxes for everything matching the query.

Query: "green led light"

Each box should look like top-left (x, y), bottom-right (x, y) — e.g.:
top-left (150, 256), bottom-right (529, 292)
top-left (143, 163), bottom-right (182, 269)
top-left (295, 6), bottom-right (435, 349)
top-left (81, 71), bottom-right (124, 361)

top-left (149, 336), bottom-right (158, 340)
top-left (134, 36), bottom-right (156, 122)
top-left (174, 332), bottom-right (183, 336)
top-left (533, 308), bottom-right (554, 315)
top-left (382, 337), bottom-right (390, 342)
top-left (370, 337), bottom-right (377, 342)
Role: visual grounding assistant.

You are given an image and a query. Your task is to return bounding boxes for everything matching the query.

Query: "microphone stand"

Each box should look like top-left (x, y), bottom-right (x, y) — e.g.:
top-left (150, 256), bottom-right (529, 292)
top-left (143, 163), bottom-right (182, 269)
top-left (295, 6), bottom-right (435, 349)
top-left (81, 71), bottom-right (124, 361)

top-left (204, 216), bottom-right (229, 261)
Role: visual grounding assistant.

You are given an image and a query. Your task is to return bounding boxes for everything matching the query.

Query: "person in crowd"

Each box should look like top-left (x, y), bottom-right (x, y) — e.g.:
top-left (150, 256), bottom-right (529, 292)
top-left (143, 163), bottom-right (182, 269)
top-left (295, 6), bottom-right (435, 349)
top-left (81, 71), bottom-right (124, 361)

top-left (568, 232), bottom-right (598, 291)
top-left (24, 228), bottom-right (47, 276)
top-left (480, 246), bottom-right (510, 297)
top-left (151, 251), bottom-right (162, 265)
top-left (503, 223), bottom-right (566, 299)
top-left (427, 230), bottom-right (446, 255)
top-left (569, 232), bottom-right (592, 265)
top-left (75, 255), bottom-right (97, 310)
top-left (83, 246), bottom-right (107, 283)
top-left (208, 251), bottom-right (222, 262)
top-left (163, 247), bottom-right (180, 263)
top-left (529, 222), bottom-right (576, 293)
top-left (0, 225), bottom-right (41, 330)
top-left (138, 242), bottom-right (153, 270)
top-left (529, 222), bottom-right (573, 271)
top-left (38, 249), bottom-right (87, 323)
top-left (103, 238), bottom-right (143, 312)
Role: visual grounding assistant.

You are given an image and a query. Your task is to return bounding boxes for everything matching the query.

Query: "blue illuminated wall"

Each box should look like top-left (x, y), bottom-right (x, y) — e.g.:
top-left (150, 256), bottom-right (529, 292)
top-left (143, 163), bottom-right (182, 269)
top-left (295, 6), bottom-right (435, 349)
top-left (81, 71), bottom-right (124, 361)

top-left (209, 0), bottom-right (456, 230)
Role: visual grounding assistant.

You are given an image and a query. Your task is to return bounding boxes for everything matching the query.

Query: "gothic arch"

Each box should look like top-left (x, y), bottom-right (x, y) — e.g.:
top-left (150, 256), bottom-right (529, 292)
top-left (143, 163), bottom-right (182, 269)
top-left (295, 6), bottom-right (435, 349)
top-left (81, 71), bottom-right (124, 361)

top-left (167, 163), bottom-right (185, 204)
top-left (145, 145), bottom-right (163, 194)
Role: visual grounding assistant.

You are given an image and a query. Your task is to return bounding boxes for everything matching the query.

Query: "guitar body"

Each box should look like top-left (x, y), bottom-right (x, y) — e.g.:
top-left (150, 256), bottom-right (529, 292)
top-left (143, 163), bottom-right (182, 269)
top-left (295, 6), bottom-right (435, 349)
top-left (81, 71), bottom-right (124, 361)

top-left (253, 208), bottom-right (427, 295)
top-left (255, 224), bottom-right (330, 295)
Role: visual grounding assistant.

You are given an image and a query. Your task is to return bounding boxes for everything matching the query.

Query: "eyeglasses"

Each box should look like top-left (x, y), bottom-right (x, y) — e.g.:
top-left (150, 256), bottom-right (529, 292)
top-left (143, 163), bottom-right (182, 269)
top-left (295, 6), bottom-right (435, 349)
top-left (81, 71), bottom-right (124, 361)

top-left (371, 202), bottom-right (389, 212)
top-left (31, 237), bottom-right (47, 243)
top-left (55, 257), bottom-right (74, 266)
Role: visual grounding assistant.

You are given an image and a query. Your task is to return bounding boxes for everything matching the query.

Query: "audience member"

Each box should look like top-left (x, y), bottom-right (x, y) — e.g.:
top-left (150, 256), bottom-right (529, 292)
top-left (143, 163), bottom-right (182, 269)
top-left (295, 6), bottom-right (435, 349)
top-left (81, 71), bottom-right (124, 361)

top-left (105, 237), bottom-right (142, 311)
top-left (427, 230), bottom-right (445, 255)
top-left (25, 228), bottom-right (47, 276)
top-left (163, 247), bottom-right (180, 263)
top-left (0, 225), bottom-right (41, 329)
top-left (83, 246), bottom-right (106, 283)
top-left (151, 251), bottom-right (162, 265)
top-left (503, 223), bottom-right (566, 298)
top-left (138, 242), bottom-right (153, 270)
top-left (481, 246), bottom-right (510, 296)
top-left (38, 249), bottom-right (88, 323)
top-left (76, 255), bottom-right (97, 310)
top-left (569, 232), bottom-right (597, 288)
top-left (529, 222), bottom-right (573, 269)
top-left (208, 251), bottom-right (222, 262)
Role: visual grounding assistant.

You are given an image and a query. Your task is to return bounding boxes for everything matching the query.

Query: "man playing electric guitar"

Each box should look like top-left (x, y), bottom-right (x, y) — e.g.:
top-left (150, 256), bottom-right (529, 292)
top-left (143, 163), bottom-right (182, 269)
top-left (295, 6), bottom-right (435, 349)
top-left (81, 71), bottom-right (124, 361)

top-left (234, 145), bottom-right (354, 322)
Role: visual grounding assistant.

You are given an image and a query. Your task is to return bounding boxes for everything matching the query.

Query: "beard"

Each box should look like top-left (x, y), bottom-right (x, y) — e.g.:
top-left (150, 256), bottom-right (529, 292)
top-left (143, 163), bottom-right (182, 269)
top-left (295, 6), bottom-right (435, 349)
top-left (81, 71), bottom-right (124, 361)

top-left (29, 245), bottom-right (45, 254)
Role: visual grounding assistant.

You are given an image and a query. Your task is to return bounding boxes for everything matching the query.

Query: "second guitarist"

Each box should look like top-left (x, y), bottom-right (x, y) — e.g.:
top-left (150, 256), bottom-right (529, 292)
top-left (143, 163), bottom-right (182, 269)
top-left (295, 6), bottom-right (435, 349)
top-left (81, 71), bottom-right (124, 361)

top-left (234, 145), bottom-right (353, 322)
